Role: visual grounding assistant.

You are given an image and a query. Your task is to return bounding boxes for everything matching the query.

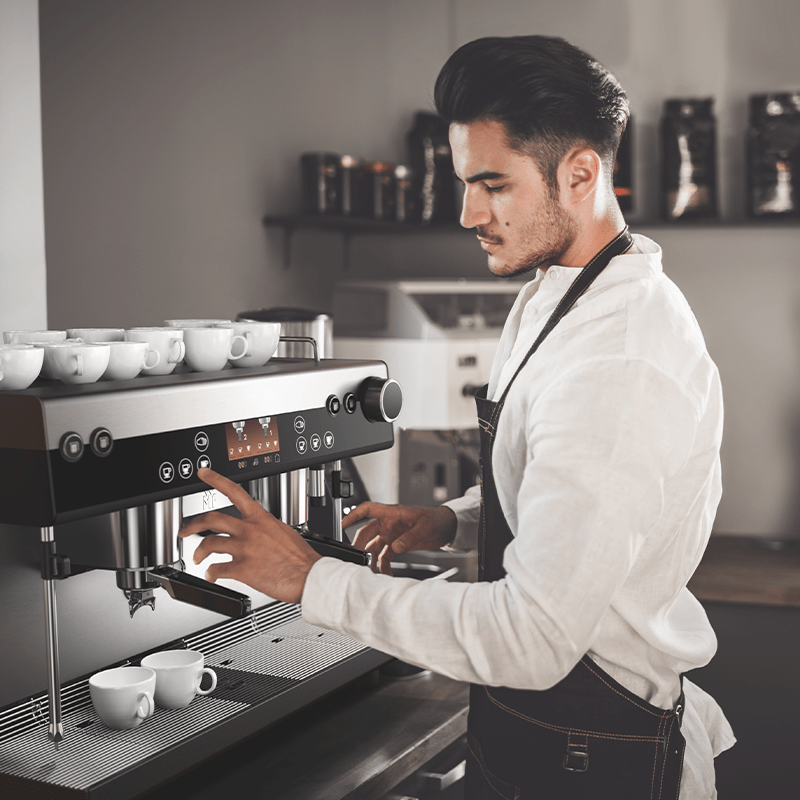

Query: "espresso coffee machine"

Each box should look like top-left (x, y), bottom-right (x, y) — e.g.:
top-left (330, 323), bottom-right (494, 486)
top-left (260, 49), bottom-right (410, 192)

top-left (0, 349), bottom-right (401, 798)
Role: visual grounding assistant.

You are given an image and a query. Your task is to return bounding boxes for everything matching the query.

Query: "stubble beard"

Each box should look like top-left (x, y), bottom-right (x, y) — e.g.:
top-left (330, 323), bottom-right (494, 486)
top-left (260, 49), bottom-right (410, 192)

top-left (482, 198), bottom-right (578, 278)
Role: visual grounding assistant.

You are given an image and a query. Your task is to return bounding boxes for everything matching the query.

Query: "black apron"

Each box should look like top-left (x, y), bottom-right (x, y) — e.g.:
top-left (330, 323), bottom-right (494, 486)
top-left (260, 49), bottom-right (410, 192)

top-left (465, 228), bottom-right (686, 800)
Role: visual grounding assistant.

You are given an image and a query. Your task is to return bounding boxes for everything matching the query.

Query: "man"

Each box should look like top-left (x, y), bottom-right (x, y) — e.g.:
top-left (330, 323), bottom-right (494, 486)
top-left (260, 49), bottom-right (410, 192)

top-left (181, 36), bottom-right (734, 799)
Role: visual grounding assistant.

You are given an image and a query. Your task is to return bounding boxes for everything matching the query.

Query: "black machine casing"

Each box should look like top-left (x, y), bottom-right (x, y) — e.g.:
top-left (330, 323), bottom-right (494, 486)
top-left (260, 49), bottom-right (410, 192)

top-left (0, 358), bottom-right (400, 799)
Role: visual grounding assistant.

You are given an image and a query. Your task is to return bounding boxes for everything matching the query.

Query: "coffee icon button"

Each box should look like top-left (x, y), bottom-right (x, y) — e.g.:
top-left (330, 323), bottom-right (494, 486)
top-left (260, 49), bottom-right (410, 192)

top-left (159, 462), bottom-right (175, 483)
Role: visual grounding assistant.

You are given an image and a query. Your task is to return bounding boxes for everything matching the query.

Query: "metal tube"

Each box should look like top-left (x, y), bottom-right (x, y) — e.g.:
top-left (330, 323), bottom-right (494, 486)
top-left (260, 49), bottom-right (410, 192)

top-left (332, 460), bottom-right (344, 542)
top-left (40, 526), bottom-right (64, 750)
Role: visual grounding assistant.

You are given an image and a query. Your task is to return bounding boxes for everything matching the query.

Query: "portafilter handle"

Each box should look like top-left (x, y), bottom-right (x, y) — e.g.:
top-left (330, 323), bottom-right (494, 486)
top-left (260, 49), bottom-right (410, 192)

top-left (147, 566), bottom-right (252, 618)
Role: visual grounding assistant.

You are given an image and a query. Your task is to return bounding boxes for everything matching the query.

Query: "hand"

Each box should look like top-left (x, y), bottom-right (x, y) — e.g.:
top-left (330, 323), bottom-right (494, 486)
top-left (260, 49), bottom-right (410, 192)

top-left (343, 502), bottom-right (457, 575)
top-left (178, 468), bottom-right (321, 604)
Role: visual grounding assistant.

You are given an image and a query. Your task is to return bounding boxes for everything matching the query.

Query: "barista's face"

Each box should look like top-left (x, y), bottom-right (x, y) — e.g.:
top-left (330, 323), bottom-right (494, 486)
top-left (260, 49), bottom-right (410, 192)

top-left (450, 119), bottom-right (577, 276)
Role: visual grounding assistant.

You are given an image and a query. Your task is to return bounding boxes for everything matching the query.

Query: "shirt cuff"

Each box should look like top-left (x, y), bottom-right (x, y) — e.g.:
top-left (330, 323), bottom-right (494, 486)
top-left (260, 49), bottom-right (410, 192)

top-left (301, 556), bottom-right (360, 632)
top-left (442, 487), bottom-right (481, 552)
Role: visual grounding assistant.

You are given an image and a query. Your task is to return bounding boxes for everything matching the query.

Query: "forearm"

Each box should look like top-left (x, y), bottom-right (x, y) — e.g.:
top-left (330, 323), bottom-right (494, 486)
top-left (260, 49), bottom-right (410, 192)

top-left (301, 557), bottom-right (578, 689)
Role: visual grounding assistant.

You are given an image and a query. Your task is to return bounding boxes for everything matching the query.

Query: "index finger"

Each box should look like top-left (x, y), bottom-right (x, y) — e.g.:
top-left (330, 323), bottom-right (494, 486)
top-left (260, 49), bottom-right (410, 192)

top-left (341, 501), bottom-right (381, 529)
top-left (195, 468), bottom-right (262, 516)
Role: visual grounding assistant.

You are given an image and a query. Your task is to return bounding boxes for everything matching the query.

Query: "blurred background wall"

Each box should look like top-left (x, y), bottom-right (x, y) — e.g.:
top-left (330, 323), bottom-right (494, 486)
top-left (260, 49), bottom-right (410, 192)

top-left (24, 0), bottom-right (800, 541)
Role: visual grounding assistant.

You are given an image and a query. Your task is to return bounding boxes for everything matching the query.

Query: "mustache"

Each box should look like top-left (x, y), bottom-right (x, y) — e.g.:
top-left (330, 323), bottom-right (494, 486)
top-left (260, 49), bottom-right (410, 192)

top-left (475, 227), bottom-right (503, 244)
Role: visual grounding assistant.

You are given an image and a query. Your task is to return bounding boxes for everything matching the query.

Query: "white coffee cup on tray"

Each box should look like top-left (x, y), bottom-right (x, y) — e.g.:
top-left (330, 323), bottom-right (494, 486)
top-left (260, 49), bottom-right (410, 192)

top-left (89, 666), bottom-right (156, 730)
top-left (164, 319), bottom-right (231, 328)
top-left (43, 342), bottom-right (110, 385)
top-left (0, 344), bottom-right (44, 390)
top-left (182, 326), bottom-right (247, 372)
top-left (140, 649), bottom-right (217, 710)
top-left (67, 327), bottom-right (126, 342)
top-left (126, 328), bottom-right (185, 375)
top-left (214, 321), bottom-right (281, 368)
top-left (3, 329), bottom-right (68, 345)
top-left (102, 340), bottom-right (161, 381)
top-left (4, 331), bottom-right (69, 379)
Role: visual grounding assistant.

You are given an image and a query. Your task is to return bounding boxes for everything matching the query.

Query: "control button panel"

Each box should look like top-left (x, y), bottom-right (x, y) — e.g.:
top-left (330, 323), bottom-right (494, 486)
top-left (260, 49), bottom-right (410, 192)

top-left (49, 384), bottom-right (395, 518)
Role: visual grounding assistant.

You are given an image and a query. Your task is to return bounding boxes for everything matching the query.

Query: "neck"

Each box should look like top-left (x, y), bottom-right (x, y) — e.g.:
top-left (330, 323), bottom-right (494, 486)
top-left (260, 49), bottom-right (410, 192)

top-left (557, 204), bottom-right (627, 269)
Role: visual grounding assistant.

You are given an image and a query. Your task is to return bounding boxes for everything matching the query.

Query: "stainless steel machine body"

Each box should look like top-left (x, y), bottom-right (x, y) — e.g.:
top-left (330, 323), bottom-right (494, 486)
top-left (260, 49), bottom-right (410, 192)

top-left (0, 356), bottom-right (401, 798)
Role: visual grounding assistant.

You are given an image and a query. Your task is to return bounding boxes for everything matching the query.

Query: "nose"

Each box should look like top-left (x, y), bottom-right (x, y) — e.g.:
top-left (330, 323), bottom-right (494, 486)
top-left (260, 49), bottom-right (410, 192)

top-left (460, 185), bottom-right (492, 229)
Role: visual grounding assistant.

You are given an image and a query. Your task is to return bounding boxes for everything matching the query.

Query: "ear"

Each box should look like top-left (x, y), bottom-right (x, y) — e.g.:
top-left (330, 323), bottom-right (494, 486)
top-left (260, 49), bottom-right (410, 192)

top-left (557, 147), bottom-right (601, 205)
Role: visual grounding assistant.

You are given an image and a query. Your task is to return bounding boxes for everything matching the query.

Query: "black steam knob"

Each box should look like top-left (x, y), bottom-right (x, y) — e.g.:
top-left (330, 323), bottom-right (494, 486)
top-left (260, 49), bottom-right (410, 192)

top-left (360, 377), bottom-right (402, 423)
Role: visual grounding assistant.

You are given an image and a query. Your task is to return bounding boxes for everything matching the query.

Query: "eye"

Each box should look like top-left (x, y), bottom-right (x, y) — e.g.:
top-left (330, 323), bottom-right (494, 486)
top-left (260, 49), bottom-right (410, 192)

top-left (485, 184), bottom-right (504, 194)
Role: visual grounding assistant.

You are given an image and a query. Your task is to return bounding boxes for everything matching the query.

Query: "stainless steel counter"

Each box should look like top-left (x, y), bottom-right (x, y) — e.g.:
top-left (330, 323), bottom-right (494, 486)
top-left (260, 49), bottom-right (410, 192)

top-left (138, 668), bottom-right (470, 800)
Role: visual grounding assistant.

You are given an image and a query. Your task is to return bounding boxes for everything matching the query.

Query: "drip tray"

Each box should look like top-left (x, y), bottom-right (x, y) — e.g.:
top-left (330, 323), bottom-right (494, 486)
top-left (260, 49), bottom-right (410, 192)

top-left (0, 603), bottom-right (390, 799)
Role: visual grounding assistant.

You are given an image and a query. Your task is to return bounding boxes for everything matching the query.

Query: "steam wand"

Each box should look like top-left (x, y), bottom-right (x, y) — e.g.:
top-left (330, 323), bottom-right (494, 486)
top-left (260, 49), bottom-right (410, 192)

top-left (40, 526), bottom-right (67, 750)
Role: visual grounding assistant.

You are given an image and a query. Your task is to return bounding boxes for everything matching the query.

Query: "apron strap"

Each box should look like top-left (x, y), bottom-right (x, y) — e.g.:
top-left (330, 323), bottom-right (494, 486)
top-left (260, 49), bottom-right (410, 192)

top-left (495, 226), bottom-right (633, 409)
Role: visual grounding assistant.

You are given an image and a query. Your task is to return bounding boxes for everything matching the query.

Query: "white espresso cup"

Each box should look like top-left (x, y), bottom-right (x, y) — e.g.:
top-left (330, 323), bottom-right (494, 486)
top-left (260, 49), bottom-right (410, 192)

top-left (214, 321), bottom-right (281, 368)
top-left (102, 341), bottom-right (161, 380)
top-left (126, 328), bottom-right (186, 375)
top-left (68, 327), bottom-right (126, 342)
top-left (3, 329), bottom-right (68, 345)
top-left (4, 331), bottom-right (69, 379)
top-left (183, 326), bottom-right (247, 372)
top-left (165, 319), bottom-right (231, 328)
top-left (89, 666), bottom-right (156, 730)
top-left (0, 344), bottom-right (44, 390)
top-left (140, 649), bottom-right (217, 710)
top-left (43, 342), bottom-right (111, 385)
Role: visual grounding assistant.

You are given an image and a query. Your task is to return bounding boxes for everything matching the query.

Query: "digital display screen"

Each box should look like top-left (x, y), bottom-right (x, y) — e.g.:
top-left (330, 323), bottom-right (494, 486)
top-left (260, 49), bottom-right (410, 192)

top-left (225, 417), bottom-right (281, 463)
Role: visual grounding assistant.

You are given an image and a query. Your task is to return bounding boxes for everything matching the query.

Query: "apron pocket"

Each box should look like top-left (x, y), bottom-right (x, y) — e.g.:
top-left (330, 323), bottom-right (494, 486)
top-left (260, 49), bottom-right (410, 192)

top-left (466, 731), bottom-right (521, 800)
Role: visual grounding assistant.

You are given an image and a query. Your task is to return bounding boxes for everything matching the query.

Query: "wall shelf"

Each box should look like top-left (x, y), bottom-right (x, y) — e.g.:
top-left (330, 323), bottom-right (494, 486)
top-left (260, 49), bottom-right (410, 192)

top-left (262, 214), bottom-right (463, 268)
top-left (262, 213), bottom-right (800, 268)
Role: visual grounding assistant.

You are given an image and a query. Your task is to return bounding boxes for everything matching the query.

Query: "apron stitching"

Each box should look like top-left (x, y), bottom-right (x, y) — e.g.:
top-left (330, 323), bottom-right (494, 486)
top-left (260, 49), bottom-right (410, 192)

top-left (468, 738), bottom-right (518, 800)
top-left (484, 686), bottom-right (663, 742)
top-left (580, 658), bottom-right (668, 718)
top-left (673, 737), bottom-right (686, 800)
top-left (649, 717), bottom-right (665, 800)
top-left (657, 715), bottom-right (675, 800)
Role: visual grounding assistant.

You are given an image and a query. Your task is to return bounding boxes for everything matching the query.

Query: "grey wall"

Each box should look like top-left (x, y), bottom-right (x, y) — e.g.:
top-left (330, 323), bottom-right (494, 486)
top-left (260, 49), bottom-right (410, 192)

top-left (0, 0), bottom-right (47, 331)
top-left (36, 0), bottom-right (800, 540)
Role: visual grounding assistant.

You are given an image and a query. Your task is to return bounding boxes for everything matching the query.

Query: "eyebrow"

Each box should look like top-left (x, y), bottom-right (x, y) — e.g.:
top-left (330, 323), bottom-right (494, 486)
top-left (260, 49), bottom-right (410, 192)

top-left (464, 171), bottom-right (507, 184)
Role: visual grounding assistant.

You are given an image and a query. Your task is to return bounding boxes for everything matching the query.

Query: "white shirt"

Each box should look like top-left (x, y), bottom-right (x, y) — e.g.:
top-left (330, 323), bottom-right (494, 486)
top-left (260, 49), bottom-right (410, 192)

top-left (302, 234), bottom-right (735, 798)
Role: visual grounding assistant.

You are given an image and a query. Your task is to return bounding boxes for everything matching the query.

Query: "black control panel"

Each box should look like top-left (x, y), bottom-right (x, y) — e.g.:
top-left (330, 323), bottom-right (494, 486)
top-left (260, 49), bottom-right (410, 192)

top-left (41, 404), bottom-right (392, 523)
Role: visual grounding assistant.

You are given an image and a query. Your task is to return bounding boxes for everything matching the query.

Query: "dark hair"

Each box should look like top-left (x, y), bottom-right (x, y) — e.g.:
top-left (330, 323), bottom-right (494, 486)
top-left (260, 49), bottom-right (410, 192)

top-left (434, 36), bottom-right (629, 195)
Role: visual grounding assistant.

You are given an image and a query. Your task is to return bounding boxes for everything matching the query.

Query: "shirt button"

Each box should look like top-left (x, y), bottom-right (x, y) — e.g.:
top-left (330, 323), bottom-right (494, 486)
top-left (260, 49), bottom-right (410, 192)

top-left (549, 268), bottom-right (559, 280)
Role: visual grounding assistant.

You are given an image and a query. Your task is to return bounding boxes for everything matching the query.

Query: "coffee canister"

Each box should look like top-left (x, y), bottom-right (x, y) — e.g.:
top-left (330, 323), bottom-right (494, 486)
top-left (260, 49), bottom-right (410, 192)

top-left (660, 99), bottom-right (718, 220)
top-left (362, 161), bottom-right (396, 221)
top-left (407, 112), bottom-right (457, 224)
top-left (394, 165), bottom-right (419, 223)
top-left (338, 155), bottom-right (368, 217)
top-left (746, 92), bottom-right (800, 218)
top-left (300, 152), bottom-right (340, 215)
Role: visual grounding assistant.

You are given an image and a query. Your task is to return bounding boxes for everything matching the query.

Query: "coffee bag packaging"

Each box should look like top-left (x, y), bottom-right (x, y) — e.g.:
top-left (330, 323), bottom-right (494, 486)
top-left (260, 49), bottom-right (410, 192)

top-left (746, 92), bottom-right (800, 219)
top-left (660, 98), bottom-right (718, 220)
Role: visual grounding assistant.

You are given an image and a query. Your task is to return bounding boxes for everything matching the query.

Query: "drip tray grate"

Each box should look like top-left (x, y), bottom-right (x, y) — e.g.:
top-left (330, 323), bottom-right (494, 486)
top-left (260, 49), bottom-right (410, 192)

top-left (0, 696), bottom-right (244, 790)
top-left (0, 604), bottom-right (373, 795)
